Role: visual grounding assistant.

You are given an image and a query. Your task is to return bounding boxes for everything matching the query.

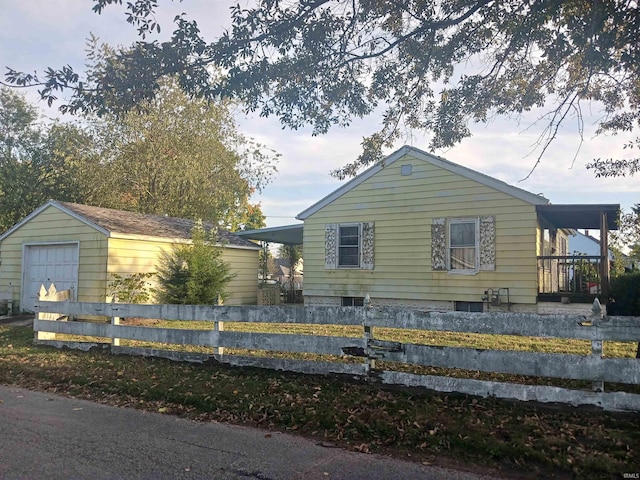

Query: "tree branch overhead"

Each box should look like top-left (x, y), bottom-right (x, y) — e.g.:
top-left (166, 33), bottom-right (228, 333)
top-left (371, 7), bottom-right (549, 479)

top-left (4, 0), bottom-right (639, 177)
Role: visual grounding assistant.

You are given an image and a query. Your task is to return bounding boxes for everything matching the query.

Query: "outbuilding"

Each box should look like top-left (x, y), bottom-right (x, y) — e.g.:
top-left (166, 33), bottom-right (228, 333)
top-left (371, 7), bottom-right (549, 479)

top-left (0, 200), bottom-right (260, 312)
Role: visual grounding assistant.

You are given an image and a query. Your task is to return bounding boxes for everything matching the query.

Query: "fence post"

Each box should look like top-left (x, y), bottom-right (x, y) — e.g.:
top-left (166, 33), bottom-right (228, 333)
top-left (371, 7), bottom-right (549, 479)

top-left (6, 285), bottom-right (13, 316)
top-left (215, 295), bottom-right (224, 355)
top-left (215, 321), bottom-right (224, 355)
top-left (35, 284), bottom-right (57, 341)
top-left (111, 298), bottom-right (120, 347)
top-left (591, 298), bottom-right (605, 392)
top-left (111, 315), bottom-right (121, 346)
top-left (109, 296), bottom-right (121, 347)
top-left (363, 294), bottom-right (374, 372)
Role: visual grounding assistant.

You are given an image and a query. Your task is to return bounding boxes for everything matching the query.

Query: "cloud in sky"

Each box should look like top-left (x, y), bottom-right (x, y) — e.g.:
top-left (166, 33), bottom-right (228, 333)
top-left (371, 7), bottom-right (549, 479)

top-left (1, 0), bottom-right (637, 227)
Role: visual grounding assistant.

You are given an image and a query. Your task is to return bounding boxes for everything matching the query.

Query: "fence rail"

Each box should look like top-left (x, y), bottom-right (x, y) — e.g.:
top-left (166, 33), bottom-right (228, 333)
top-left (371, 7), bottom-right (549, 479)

top-left (33, 287), bottom-right (640, 413)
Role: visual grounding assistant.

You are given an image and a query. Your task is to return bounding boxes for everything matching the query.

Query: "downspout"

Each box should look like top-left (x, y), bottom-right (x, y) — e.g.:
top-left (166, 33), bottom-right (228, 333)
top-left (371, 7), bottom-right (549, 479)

top-left (599, 211), bottom-right (610, 305)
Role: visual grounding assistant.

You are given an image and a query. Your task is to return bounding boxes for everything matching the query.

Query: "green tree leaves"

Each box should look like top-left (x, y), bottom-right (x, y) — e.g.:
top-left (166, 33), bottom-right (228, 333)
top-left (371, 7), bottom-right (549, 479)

top-left (89, 77), bottom-right (277, 227)
top-left (0, 84), bottom-right (277, 233)
top-left (5, 0), bottom-right (639, 177)
top-left (108, 272), bottom-right (154, 304)
top-left (0, 89), bottom-right (97, 232)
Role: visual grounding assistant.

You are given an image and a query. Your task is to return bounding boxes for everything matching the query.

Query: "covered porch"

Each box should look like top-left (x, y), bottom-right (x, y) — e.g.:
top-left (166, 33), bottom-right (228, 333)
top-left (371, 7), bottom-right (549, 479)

top-left (536, 204), bottom-right (619, 304)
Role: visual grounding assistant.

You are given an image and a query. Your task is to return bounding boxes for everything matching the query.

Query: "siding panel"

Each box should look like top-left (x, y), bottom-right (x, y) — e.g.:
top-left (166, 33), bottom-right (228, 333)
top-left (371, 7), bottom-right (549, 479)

top-left (0, 206), bottom-right (108, 309)
top-left (303, 158), bottom-right (540, 307)
top-left (107, 239), bottom-right (259, 305)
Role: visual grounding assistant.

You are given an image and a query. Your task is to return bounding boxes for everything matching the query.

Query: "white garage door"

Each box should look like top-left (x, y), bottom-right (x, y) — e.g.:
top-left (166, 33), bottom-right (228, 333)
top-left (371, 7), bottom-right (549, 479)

top-left (22, 243), bottom-right (79, 312)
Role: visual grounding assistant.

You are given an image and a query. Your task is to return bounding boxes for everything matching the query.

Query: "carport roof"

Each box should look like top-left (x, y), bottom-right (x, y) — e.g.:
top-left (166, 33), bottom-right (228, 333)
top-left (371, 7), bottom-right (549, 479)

top-left (234, 224), bottom-right (303, 245)
top-left (536, 204), bottom-right (620, 230)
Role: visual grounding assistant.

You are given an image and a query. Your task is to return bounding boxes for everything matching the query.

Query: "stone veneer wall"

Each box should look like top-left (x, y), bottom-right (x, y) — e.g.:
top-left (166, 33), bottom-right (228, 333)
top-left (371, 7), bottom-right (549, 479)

top-left (305, 295), bottom-right (602, 316)
top-left (536, 301), bottom-right (603, 316)
top-left (305, 295), bottom-right (453, 311)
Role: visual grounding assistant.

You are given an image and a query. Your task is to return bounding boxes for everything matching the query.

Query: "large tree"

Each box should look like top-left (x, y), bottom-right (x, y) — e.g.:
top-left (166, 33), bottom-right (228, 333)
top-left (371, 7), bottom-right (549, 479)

top-left (0, 85), bottom-right (274, 233)
top-left (4, 0), bottom-right (639, 178)
top-left (89, 76), bottom-right (277, 226)
top-left (615, 204), bottom-right (640, 262)
top-left (0, 88), bottom-right (41, 231)
top-left (0, 89), bottom-right (96, 232)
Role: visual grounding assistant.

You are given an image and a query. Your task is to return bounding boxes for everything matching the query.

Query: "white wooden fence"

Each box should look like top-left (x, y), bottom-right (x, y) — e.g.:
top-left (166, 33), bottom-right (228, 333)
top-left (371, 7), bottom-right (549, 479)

top-left (34, 286), bottom-right (640, 412)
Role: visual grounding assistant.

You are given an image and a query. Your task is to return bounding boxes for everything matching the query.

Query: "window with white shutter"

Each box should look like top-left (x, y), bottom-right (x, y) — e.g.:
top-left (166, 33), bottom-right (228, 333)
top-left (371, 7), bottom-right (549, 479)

top-left (431, 216), bottom-right (495, 273)
top-left (324, 222), bottom-right (374, 270)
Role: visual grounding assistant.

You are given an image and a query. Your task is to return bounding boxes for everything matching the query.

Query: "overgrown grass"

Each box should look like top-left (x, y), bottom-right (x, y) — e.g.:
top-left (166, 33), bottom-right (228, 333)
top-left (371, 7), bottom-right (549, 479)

top-left (3, 324), bottom-right (639, 479)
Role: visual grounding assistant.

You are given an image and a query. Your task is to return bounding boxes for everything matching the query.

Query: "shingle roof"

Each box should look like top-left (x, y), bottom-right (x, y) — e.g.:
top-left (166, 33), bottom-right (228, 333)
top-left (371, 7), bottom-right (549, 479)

top-left (54, 201), bottom-right (258, 249)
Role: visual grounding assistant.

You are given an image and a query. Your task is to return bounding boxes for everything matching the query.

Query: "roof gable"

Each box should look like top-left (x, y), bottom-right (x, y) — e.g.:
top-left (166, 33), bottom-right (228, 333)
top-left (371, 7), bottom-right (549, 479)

top-left (0, 200), bottom-right (259, 249)
top-left (0, 201), bottom-right (108, 241)
top-left (296, 145), bottom-right (549, 220)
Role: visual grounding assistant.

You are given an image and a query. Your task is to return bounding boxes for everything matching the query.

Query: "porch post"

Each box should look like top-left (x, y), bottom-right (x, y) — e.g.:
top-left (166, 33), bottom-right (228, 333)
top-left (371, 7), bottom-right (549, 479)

top-left (599, 211), bottom-right (610, 304)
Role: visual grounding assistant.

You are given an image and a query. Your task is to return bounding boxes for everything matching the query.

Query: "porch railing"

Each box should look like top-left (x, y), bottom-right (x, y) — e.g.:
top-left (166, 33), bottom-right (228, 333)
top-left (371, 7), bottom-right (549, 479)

top-left (537, 255), bottom-right (604, 299)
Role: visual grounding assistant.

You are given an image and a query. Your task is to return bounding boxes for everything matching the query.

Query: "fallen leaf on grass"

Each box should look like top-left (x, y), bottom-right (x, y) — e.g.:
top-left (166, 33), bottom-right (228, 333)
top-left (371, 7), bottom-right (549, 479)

top-left (354, 443), bottom-right (370, 453)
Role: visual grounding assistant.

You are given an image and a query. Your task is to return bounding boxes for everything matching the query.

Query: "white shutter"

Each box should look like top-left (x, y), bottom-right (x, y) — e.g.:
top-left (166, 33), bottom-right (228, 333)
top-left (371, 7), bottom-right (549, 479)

top-left (361, 222), bottom-right (374, 270)
top-left (431, 218), bottom-right (447, 271)
top-left (325, 224), bottom-right (337, 269)
top-left (479, 215), bottom-right (496, 271)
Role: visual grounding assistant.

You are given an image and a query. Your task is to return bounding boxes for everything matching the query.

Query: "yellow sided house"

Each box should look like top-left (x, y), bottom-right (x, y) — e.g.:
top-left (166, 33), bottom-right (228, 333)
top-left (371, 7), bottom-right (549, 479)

top-left (238, 146), bottom-right (618, 314)
top-left (0, 201), bottom-right (261, 312)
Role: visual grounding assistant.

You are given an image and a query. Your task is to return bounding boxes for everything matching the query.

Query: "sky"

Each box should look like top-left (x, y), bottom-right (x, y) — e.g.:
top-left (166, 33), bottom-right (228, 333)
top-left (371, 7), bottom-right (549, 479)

top-left (1, 0), bottom-right (638, 230)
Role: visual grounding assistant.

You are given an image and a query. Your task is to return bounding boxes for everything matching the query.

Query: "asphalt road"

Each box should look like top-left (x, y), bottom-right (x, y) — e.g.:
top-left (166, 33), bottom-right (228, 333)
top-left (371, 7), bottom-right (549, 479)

top-left (0, 385), bottom-right (499, 480)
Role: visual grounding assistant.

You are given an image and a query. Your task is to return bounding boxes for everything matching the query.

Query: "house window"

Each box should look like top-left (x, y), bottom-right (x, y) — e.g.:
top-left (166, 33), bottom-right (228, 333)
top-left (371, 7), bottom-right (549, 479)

top-left (560, 236), bottom-right (568, 256)
top-left (338, 224), bottom-right (361, 267)
top-left (432, 216), bottom-right (494, 272)
top-left (449, 218), bottom-right (479, 271)
top-left (455, 301), bottom-right (484, 312)
top-left (325, 222), bottom-right (374, 270)
top-left (342, 296), bottom-right (364, 307)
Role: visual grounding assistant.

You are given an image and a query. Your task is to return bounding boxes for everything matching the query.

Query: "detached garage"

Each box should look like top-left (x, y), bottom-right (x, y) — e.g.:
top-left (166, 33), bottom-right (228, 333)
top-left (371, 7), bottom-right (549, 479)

top-left (0, 200), bottom-right (260, 312)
